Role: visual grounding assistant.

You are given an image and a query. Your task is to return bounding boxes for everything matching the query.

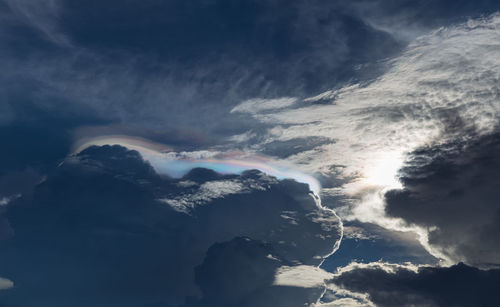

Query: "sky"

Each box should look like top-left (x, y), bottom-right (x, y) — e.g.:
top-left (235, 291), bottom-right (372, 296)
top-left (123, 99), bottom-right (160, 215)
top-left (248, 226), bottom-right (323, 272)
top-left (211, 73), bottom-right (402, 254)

top-left (1, 1), bottom-right (500, 306)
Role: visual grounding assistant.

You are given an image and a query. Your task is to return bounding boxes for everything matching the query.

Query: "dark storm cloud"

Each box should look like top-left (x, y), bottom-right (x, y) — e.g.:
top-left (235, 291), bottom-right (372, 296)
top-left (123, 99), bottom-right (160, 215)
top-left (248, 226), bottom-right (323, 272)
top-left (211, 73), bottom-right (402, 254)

top-left (330, 262), bottom-right (500, 307)
top-left (189, 237), bottom-right (324, 307)
top-left (0, 145), bottom-right (340, 306)
top-left (385, 132), bottom-right (500, 268)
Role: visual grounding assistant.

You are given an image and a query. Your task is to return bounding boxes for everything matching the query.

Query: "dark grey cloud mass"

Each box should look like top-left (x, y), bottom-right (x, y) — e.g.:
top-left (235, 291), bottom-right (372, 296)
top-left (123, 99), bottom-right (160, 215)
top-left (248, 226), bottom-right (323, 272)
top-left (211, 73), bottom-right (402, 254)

top-left (191, 237), bottom-right (324, 307)
top-left (385, 132), bottom-right (500, 268)
top-left (0, 145), bottom-right (340, 306)
top-left (330, 262), bottom-right (500, 307)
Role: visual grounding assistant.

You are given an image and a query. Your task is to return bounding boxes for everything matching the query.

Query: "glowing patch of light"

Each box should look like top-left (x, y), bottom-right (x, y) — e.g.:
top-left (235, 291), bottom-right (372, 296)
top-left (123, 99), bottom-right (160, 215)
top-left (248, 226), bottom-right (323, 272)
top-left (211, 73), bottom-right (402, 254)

top-left (362, 151), bottom-right (404, 190)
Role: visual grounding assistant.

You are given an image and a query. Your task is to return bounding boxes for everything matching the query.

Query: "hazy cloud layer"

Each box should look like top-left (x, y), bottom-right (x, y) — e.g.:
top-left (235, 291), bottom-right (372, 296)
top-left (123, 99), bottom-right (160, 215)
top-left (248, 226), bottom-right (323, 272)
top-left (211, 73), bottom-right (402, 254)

top-left (0, 0), bottom-right (402, 136)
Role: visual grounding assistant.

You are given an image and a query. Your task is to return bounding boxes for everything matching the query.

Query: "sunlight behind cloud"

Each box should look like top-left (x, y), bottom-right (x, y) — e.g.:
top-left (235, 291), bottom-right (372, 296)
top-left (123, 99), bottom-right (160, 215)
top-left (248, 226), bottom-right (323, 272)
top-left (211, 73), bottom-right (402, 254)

top-left (362, 151), bottom-right (403, 189)
top-left (230, 13), bottom-right (500, 264)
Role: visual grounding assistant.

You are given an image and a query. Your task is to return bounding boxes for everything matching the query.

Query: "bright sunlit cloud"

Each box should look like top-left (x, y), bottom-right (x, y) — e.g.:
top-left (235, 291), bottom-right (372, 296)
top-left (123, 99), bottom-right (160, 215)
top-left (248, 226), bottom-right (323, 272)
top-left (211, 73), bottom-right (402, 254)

top-left (362, 151), bottom-right (404, 189)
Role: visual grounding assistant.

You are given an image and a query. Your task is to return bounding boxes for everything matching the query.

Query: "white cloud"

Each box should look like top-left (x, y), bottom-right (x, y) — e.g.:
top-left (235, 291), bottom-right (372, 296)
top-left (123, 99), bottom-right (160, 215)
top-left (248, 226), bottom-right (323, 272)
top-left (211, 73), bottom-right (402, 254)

top-left (231, 97), bottom-right (297, 114)
top-left (0, 197), bottom-right (10, 206)
top-left (273, 265), bottom-right (333, 288)
top-left (314, 297), bottom-right (371, 307)
top-left (280, 211), bottom-right (299, 225)
top-left (333, 261), bottom-right (420, 276)
top-left (159, 179), bottom-right (245, 213)
top-left (176, 180), bottom-right (198, 188)
top-left (199, 180), bottom-right (244, 198)
top-left (0, 194), bottom-right (21, 206)
top-left (0, 277), bottom-right (14, 290)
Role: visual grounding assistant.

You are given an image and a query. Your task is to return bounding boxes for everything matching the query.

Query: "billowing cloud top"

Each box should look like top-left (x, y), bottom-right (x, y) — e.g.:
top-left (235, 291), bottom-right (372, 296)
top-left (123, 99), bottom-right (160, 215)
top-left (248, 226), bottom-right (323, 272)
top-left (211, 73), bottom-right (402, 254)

top-left (1, 145), bottom-right (342, 306)
top-left (74, 135), bottom-right (322, 196)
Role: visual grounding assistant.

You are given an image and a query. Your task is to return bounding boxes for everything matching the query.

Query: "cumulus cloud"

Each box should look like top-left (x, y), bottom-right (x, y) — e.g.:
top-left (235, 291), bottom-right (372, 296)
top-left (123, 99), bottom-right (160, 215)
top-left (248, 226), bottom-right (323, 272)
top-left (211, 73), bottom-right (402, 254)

top-left (192, 237), bottom-right (283, 307)
top-left (0, 145), bottom-right (341, 306)
top-left (191, 237), bottom-right (325, 307)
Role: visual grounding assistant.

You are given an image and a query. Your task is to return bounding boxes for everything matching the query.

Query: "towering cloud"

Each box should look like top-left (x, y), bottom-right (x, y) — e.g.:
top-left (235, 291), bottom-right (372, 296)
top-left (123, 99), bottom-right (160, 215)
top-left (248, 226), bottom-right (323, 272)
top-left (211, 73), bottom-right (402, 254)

top-left (0, 145), bottom-right (341, 306)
